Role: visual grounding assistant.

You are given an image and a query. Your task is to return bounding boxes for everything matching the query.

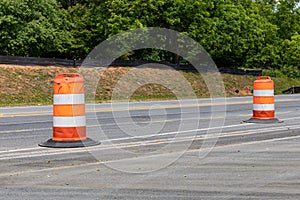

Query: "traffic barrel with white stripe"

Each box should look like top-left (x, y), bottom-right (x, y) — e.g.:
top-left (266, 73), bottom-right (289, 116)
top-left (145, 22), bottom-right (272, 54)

top-left (244, 76), bottom-right (280, 123)
top-left (39, 73), bottom-right (99, 148)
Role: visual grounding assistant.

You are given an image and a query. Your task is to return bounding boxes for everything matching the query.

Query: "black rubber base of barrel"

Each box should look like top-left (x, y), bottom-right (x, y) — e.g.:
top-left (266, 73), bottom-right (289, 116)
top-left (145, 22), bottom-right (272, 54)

top-left (243, 118), bottom-right (282, 124)
top-left (38, 138), bottom-right (100, 148)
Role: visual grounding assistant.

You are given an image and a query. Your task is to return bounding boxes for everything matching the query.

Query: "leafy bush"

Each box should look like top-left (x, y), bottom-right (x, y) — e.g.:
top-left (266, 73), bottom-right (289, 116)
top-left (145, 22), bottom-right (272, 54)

top-left (263, 66), bottom-right (300, 78)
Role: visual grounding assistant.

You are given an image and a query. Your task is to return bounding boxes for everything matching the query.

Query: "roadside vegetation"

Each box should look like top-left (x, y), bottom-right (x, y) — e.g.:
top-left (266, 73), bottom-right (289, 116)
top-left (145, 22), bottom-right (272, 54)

top-left (0, 0), bottom-right (299, 106)
top-left (1, 65), bottom-right (299, 106)
top-left (0, 0), bottom-right (299, 71)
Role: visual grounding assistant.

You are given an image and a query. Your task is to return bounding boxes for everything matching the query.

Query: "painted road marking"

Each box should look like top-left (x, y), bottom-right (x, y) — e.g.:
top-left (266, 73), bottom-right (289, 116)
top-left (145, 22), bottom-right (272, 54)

top-left (0, 106), bottom-right (295, 129)
top-left (0, 128), bottom-right (51, 134)
top-left (1, 128), bottom-right (300, 177)
top-left (0, 122), bottom-right (255, 154)
top-left (0, 98), bottom-right (299, 118)
top-left (1, 114), bottom-right (300, 135)
top-left (0, 109), bottom-right (293, 128)
top-left (0, 116), bottom-right (225, 134)
top-left (1, 123), bottom-right (300, 161)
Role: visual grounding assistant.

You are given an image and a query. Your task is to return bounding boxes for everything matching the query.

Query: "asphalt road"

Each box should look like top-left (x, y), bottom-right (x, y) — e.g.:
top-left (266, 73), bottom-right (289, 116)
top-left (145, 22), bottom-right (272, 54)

top-left (0, 95), bottom-right (300, 199)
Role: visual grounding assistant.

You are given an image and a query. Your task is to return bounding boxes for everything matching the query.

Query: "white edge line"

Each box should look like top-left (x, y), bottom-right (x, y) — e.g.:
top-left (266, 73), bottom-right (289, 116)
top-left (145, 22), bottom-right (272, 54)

top-left (1, 134), bottom-right (300, 177)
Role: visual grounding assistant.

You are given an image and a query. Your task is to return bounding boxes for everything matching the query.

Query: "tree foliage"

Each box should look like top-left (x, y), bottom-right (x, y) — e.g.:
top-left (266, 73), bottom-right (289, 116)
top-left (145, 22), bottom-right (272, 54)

top-left (0, 0), bottom-right (299, 70)
top-left (0, 0), bottom-right (71, 57)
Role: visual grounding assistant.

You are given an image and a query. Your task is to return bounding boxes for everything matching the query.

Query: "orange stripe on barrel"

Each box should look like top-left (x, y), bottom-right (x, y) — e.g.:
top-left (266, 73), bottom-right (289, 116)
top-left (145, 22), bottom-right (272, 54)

top-left (54, 83), bottom-right (84, 94)
top-left (52, 126), bottom-right (86, 141)
top-left (53, 104), bottom-right (85, 116)
top-left (53, 74), bottom-right (84, 94)
top-left (253, 96), bottom-right (274, 104)
top-left (253, 76), bottom-right (274, 90)
top-left (253, 82), bottom-right (273, 90)
top-left (252, 110), bottom-right (275, 119)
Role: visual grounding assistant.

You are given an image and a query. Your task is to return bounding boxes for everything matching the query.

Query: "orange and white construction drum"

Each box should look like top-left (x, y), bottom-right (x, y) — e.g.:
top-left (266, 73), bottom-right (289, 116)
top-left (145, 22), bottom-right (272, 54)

top-left (244, 76), bottom-right (280, 123)
top-left (39, 73), bottom-right (99, 148)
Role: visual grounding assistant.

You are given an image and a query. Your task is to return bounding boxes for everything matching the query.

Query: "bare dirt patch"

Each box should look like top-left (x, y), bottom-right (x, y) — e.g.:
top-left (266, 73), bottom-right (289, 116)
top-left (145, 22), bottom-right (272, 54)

top-left (0, 64), bottom-right (265, 106)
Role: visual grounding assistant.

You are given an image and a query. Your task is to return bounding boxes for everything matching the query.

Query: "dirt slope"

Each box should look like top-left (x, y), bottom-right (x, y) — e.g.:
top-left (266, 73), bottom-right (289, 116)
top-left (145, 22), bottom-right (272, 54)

top-left (0, 64), bottom-right (296, 106)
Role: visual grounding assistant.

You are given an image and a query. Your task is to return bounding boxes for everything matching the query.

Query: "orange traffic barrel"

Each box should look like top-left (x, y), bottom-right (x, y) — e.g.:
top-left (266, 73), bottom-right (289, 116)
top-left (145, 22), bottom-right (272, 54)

top-left (244, 76), bottom-right (280, 123)
top-left (39, 73), bottom-right (99, 148)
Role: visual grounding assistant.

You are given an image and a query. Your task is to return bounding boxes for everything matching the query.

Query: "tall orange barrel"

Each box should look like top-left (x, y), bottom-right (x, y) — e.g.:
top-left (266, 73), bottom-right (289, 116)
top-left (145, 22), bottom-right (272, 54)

top-left (39, 73), bottom-right (99, 148)
top-left (244, 76), bottom-right (280, 123)
top-left (52, 73), bottom-right (86, 141)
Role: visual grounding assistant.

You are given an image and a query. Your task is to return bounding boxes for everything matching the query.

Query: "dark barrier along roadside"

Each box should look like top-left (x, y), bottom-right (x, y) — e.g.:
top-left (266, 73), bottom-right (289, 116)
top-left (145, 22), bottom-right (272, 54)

top-left (0, 55), bottom-right (81, 68)
top-left (0, 55), bottom-right (262, 76)
top-left (282, 87), bottom-right (300, 94)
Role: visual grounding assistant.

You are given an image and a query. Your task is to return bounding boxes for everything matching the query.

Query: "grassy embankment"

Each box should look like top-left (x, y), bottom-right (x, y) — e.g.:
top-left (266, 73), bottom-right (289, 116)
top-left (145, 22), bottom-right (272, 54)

top-left (0, 64), bottom-right (299, 106)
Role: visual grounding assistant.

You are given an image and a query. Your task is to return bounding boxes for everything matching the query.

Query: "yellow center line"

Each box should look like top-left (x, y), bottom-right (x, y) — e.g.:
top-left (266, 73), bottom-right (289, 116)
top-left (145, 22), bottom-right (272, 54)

top-left (0, 98), bottom-right (298, 118)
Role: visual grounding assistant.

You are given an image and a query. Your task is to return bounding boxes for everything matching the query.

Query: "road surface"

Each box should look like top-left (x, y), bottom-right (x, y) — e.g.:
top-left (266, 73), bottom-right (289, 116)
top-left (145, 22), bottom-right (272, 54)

top-left (0, 95), bottom-right (300, 199)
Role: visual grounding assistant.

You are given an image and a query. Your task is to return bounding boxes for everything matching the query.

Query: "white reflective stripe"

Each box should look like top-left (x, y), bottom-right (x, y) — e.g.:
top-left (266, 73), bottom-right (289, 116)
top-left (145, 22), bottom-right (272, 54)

top-left (253, 90), bottom-right (274, 97)
top-left (253, 104), bottom-right (274, 111)
top-left (54, 94), bottom-right (85, 105)
top-left (53, 116), bottom-right (86, 127)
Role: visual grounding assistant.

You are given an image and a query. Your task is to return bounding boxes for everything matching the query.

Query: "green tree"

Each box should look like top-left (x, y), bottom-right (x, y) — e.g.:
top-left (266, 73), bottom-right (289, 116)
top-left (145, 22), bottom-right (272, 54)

top-left (275, 0), bottom-right (300, 39)
top-left (57, 0), bottom-right (106, 8)
top-left (66, 3), bottom-right (96, 58)
top-left (89, 0), bottom-right (281, 68)
top-left (280, 33), bottom-right (300, 68)
top-left (93, 0), bottom-right (184, 61)
top-left (0, 0), bottom-right (71, 57)
top-left (62, 0), bottom-right (109, 58)
top-left (188, 0), bottom-right (278, 68)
